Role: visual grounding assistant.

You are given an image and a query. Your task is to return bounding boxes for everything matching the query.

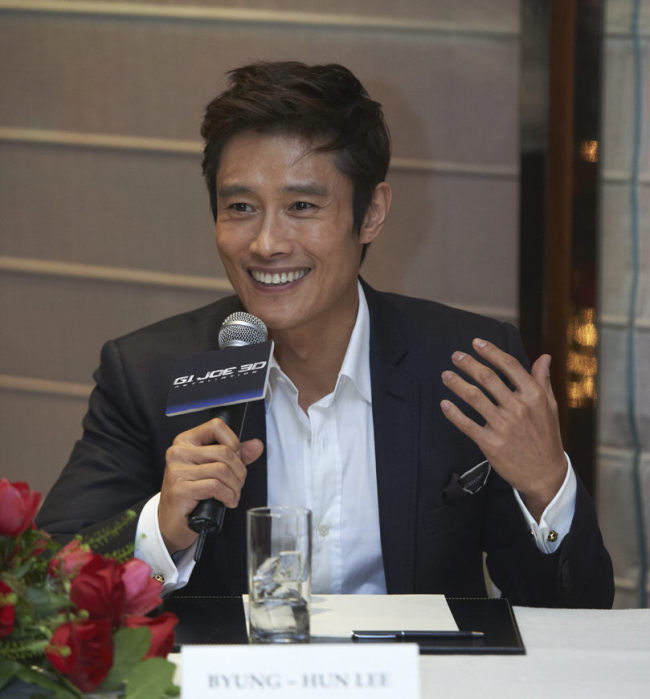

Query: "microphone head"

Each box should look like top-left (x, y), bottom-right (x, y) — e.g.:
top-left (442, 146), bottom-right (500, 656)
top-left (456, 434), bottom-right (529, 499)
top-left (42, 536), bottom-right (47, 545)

top-left (218, 311), bottom-right (268, 349)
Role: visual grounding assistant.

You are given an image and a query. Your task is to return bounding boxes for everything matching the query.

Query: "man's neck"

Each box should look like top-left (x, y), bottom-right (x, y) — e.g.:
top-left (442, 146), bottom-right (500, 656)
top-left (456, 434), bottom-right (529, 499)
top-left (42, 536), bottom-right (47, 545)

top-left (272, 300), bottom-right (359, 412)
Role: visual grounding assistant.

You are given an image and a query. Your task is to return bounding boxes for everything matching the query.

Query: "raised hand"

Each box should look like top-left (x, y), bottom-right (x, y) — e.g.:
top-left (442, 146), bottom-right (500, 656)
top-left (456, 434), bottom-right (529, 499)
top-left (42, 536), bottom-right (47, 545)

top-left (440, 337), bottom-right (566, 521)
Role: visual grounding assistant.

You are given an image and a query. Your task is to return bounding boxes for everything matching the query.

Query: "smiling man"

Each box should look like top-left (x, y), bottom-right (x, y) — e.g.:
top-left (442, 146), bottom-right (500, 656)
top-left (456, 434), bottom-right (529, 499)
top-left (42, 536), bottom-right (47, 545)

top-left (38, 62), bottom-right (614, 607)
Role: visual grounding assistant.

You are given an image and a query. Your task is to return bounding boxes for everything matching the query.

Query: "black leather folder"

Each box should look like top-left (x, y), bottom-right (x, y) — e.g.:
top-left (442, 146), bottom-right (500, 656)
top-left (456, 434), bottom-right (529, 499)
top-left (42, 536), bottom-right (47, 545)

top-left (165, 595), bottom-right (249, 648)
top-left (164, 595), bottom-right (525, 655)
top-left (422, 597), bottom-right (525, 654)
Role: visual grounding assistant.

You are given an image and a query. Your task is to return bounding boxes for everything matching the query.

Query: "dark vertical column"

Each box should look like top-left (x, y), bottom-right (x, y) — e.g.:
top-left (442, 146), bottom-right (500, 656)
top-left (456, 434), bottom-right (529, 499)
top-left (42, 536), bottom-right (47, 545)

top-left (519, 0), bottom-right (603, 494)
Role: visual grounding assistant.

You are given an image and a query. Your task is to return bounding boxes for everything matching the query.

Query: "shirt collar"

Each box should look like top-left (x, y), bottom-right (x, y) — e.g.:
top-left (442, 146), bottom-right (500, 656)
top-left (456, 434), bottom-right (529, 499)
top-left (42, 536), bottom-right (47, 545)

top-left (266, 280), bottom-right (371, 409)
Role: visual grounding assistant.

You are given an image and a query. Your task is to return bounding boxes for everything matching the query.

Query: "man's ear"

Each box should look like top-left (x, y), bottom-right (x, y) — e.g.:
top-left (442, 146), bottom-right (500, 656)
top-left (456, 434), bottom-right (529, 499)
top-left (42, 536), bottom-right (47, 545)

top-left (359, 182), bottom-right (392, 245)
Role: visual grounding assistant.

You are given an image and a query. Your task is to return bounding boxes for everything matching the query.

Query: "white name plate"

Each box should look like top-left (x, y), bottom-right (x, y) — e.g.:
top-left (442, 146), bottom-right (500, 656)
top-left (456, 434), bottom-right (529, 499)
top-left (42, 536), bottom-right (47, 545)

top-left (181, 643), bottom-right (420, 698)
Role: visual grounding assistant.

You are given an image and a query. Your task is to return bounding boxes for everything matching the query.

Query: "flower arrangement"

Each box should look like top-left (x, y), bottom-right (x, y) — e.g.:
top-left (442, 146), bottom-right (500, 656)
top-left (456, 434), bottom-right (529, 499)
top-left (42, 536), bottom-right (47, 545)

top-left (0, 479), bottom-right (179, 698)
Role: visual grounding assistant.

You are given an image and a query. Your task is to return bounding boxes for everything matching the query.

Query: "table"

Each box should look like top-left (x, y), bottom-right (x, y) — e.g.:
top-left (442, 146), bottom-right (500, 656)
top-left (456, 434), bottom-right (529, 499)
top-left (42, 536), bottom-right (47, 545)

top-left (418, 606), bottom-right (650, 698)
top-left (166, 603), bottom-right (650, 698)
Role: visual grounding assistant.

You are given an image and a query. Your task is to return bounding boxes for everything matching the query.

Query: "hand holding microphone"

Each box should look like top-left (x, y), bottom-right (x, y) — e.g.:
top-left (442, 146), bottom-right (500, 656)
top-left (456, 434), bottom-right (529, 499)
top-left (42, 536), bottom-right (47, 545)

top-left (160, 312), bottom-right (270, 561)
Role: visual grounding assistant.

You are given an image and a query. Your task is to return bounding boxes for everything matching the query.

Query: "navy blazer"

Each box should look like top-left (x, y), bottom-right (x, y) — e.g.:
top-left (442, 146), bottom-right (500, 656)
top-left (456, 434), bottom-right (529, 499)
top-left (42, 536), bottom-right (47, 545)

top-left (37, 281), bottom-right (614, 607)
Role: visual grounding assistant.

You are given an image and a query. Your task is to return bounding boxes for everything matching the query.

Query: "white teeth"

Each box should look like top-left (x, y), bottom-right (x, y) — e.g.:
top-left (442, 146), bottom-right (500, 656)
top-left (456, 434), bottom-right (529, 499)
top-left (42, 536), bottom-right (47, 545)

top-left (251, 269), bottom-right (307, 285)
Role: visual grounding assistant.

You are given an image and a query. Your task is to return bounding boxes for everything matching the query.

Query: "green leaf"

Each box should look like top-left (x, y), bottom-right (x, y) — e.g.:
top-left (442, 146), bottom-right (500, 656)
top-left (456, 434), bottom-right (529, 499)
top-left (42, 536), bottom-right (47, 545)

top-left (0, 658), bottom-right (22, 690)
top-left (15, 663), bottom-right (81, 698)
top-left (124, 657), bottom-right (179, 699)
top-left (101, 626), bottom-right (151, 692)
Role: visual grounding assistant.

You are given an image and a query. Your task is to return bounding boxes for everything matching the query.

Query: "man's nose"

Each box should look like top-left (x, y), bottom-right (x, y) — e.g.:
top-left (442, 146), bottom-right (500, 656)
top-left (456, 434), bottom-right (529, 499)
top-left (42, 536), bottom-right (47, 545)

top-left (249, 213), bottom-right (292, 257)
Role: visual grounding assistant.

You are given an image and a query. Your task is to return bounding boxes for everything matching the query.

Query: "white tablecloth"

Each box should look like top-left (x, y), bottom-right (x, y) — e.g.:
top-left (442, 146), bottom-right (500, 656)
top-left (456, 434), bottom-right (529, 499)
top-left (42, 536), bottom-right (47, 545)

top-left (420, 606), bottom-right (650, 698)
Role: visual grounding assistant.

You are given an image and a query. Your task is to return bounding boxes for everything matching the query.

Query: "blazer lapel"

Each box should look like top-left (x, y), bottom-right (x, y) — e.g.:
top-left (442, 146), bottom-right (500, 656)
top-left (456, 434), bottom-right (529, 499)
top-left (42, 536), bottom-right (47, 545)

top-left (240, 399), bottom-right (268, 508)
top-left (364, 282), bottom-right (420, 593)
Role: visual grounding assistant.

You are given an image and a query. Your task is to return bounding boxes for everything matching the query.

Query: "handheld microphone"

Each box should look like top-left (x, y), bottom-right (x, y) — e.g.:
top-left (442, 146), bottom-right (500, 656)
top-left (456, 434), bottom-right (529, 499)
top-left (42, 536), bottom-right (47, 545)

top-left (187, 311), bottom-right (268, 561)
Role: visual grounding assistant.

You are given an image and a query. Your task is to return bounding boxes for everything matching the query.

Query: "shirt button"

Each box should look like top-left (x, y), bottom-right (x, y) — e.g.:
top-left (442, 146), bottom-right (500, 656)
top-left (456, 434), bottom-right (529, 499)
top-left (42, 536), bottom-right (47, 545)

top-left (547, 530), bottom-right (558, 542)
top-left (153, 573), bottom-right (165, 584)
top-left (318, 524), bottom-right (330, 537)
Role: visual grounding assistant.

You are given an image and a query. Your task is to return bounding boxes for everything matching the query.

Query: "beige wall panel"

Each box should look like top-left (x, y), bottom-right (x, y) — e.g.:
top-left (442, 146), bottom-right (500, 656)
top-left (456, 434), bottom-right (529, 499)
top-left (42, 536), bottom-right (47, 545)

top-left (370, 171), bottom-right (518, 318)
top-left (596, 449), bottom-right (650, 607)
top-left (100, 0), bottom-right (519, 28)
top-left (601, 31), bottom-right (650, 179)
top-left (597, 325), bottom-right (650, 451)
top-left (601, 39), bottom-right (636, 175)
top-left (1, 143), bottom-right (220, 277)
top-left (598, 1), bottom-right (650, 608)
top-left (605, 0), bottom-right (650, 35)
top-left (599, 182), bottom-right (634, 320)
top-left (0, 390), bottom-right (88, 497)
top-left (0, 16), bottom-right (518, 168)
top-left (0, 273), bottom-right (228, 383)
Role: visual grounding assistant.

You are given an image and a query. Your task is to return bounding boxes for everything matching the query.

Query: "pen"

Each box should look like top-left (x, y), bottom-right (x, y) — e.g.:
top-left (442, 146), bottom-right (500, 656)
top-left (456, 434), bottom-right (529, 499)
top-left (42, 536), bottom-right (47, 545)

top-left (351, 630), bottom-right (485, 640)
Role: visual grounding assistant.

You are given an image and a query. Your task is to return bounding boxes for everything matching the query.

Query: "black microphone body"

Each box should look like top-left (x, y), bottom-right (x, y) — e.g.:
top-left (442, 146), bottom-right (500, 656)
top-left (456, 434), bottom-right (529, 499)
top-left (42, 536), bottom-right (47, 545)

top-left (187, 402), bottom-right (247, 535)
top-left (186, 312), bottom-right (268, 559)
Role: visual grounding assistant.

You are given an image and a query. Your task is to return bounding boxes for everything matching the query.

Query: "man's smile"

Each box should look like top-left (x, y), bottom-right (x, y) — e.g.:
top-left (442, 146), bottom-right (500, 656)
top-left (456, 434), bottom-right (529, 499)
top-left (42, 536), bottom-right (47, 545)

top-left (249, 268), bottom-right (310, 286)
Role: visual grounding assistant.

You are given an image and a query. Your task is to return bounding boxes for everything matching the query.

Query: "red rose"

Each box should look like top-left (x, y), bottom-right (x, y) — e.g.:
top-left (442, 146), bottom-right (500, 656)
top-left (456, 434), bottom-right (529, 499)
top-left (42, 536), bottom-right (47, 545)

top-left (70, 554), bottom-right (125, 626)
top-left (30, 530), bottom-right (51, 556)
top-left (121, 558), bottom-right (163, 615)
top-left (0, 579), bottom-right (17, 638)
top-left (45, 618), bottom-right (114, 692)
top-left (48, 540), bottom-right (94, 579)
top-left (0, 479), bottom-right (41, 537)
top-left (124, 612), bottom-right (178, 659)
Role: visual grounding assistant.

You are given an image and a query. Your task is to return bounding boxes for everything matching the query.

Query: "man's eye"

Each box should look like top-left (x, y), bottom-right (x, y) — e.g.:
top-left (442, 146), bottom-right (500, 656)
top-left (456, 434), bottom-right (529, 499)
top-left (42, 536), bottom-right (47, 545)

top-left (230, 202), bottom-right (253, 212)
top-left (292, 201), bottom-right (315, 211)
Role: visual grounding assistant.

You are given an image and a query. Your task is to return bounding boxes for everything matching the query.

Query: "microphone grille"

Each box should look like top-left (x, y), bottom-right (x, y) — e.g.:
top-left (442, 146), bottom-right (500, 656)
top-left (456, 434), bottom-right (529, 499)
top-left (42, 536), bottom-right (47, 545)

top-left (218, 311), bottom-right (268, 348)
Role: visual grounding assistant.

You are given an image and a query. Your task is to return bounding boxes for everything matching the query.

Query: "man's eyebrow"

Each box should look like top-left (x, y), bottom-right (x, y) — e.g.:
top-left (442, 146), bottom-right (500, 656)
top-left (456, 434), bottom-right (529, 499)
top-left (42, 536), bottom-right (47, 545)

top-left (283, 182), bottom-right (328, 197)
top-left (218, 182), bottom-right (329, 198)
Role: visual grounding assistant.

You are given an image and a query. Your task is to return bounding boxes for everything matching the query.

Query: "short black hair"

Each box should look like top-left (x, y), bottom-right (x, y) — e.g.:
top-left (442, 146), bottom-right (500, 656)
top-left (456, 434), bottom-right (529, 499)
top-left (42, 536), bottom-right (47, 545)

top-left (200, 61), bottom-right (390, 260)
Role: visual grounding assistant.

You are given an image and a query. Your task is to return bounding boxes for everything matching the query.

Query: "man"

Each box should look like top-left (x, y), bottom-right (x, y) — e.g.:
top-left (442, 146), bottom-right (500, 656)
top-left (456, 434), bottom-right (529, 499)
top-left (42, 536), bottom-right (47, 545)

top-left (37, 61), bottom-right (614, 607)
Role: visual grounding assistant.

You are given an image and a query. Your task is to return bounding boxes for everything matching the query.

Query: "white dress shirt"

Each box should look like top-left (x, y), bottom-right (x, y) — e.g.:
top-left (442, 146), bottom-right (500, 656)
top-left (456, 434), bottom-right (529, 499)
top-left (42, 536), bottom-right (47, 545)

top-left (264, 284), bottom-right (385, 593)
top-left (135, 283), bottom-right (576, 593)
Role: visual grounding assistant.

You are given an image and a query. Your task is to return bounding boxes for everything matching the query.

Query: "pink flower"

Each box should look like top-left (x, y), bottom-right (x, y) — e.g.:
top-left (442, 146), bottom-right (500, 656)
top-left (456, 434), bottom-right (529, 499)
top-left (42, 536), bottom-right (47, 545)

top-left (124, 612), bottom-right (177, 659)
top-left (121, 558), bottom-right (163, 616)
top-left (70, 555), bottom-right (125, 627)
top-left (0, 579), bottom-right (16, 638)
top-left (46, 619), bottom-right (114, 692)
top-left (0, 479), bottom-right (41, 537)
top-left (48, 540), bottom-right (94, 579)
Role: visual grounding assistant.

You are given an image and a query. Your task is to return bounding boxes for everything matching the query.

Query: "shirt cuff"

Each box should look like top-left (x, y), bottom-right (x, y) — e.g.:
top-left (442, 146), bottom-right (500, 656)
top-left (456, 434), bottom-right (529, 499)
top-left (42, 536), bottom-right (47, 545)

top-left (512, 453), bottom-right (577, 553)
top-left (134, 493), bottom-right (197, 595)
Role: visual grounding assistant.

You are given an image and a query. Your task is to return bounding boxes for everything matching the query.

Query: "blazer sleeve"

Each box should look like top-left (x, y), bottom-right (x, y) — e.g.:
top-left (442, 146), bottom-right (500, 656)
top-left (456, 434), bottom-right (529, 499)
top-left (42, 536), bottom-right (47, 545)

top-left (483, 322), bottom-right (614, 608)
top-left (36, 338), bottom-right (161, 552)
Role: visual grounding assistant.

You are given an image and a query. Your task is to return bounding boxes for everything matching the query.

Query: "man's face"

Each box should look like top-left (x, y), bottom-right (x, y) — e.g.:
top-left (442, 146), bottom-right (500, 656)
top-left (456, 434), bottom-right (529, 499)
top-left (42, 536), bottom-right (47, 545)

top-left (214, 131), bottom-right (374, 337)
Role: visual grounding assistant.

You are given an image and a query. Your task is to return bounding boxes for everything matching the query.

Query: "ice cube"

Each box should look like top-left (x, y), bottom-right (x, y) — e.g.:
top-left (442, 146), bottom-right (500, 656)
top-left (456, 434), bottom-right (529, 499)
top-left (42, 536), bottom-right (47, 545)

top-left (278, 550), bottom-right (302, 582)
top-left (253, 556), bottom-right (281, 596)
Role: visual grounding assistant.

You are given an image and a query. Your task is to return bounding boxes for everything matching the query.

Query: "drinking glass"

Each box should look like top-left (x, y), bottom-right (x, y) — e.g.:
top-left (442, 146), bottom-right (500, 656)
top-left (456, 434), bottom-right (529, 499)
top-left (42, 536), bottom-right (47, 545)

top-left (247, 506), bottom-right (311, 643)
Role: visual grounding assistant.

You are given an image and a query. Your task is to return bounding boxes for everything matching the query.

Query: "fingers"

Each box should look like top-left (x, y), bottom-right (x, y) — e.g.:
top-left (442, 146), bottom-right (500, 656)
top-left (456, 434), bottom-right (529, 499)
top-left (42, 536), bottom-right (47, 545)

top-left (174, 417), bottom-right (240, 451)
top-left (163, 449), bottom-right (244, 508)
top-left (440, 396), bottom-right (487, 445)
top-left (440, 338), bottom-right (566, 513)
top-left (531, 354), bottom-right (555, 402)
top-left (241, 438), bottom-right (265, 466)
top-left (159, 417), bottom-right (264, 554)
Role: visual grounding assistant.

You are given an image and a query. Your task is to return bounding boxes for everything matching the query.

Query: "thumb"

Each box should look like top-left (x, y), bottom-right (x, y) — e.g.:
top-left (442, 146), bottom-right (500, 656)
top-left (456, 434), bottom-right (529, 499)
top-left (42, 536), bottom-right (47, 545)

top-left (531, 354), bottom-right (554, 397)
top-left (240, 438), bottom-right (265, 465)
